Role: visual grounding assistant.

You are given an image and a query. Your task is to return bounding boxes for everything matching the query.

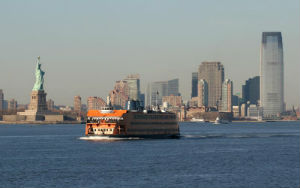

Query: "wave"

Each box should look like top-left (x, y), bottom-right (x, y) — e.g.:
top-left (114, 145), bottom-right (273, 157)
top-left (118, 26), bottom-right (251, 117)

top-left (182, 133), bottom-right (299, 139)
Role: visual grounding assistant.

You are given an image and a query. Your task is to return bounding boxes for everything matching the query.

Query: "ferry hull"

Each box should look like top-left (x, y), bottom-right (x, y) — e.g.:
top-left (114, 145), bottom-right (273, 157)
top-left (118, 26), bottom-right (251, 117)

top-left (85, 110), bottom-right (180, 139)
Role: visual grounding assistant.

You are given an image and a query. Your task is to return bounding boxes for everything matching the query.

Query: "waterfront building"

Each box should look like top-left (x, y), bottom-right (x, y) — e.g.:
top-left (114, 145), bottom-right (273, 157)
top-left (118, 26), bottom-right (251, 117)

top-left (242, 76), bottom-right (260, 104)
top-left (74, 95), bottom-right (82, 114)
top-left (260, 32), bottom-right (284, 118)
top-left (198, 79), bottom-right (208, 107)
top-left (162, 95), bottom-right (182, 107)
top-left (8, 99), bottom-right (17, 111)
top-left (87, 96), bottom-right (106, 110)
top-left (109, 80), bottom-right (129, 109)
top-left (247, 104), bottom-right (259, 119)
top-left (47, 99), bottom-right (55, 111)
top-left (240, 103), bottom-right (247, 117)
top-left (220, 79), bottom-right (233, 112)
top-left (123, 74), bottom-right (140, 101)
top-left (198, 62), bottom-right (224, 107)
top-left (0, 89), bottom-right (3, 111)
top-left (191, 72), bottom-right (198, 98)
top-left (232, 106), bottom-right (240, 118)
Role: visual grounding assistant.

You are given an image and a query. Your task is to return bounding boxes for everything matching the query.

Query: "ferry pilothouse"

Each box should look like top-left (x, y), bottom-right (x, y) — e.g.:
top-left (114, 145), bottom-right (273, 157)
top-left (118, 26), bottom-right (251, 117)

top-left (85, 100), bottom-right (180, 138)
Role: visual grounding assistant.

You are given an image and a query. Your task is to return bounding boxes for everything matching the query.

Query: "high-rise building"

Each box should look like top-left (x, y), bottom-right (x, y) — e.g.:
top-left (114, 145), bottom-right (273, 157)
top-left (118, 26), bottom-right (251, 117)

top-left (191, 72), bottom-right (198, 98)
top-left (149, 79), bottom-right (180, 106)
top-left (220, 79), bottom-right (233, 112)
top-left (87, 97), bottom-right (106, 110)
top-left (242, 76), bottom-right (260, 105)
top-left (198, 79), bottom-right (208, 107)
top-left (8, 99), bottom-right (17, 111)
top-left (260, 32), bottom-right (284, 117)
top-left (0, 89), bottom-right (3, 111)
top-left (47, 99), bottom-right (55, 110)
top-left (150, 81), bottom-right (168, 106)
top-left (145, 83), bottom-right (151, 107)
top-left (198, 62), bottom-right (224, 107)
top-left (123, 74), bottom-right (140, 101)
top-left (74, 96), bottom-right (82, 114)
top-left (167, 79), bottom-right (179, 96)
top-left (139, 93), bottom-right (145, 107)
top-left (109, 80), bottom-right (129, 109)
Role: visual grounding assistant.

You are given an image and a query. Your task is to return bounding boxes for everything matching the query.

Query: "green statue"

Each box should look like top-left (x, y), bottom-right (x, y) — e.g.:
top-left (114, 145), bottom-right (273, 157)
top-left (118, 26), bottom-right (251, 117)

top-left (32, 56), bottom-right (45, 91)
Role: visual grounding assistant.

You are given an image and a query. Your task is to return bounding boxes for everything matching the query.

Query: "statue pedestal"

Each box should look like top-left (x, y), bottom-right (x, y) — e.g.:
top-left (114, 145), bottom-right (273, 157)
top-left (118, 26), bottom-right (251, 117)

top-left (18, 90), bottom-right (51, 121)
top-left (27, 90), bottom-right (48, 113)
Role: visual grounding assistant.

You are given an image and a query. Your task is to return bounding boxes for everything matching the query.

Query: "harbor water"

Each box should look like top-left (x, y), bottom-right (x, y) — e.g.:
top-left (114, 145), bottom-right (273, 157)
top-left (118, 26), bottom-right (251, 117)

top-left (0, 121), bottom-right (299, 188)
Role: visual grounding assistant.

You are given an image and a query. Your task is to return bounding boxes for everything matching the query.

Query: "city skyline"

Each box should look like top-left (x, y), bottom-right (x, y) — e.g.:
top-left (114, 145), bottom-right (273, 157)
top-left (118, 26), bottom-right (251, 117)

top-left (0, 0), bottom-right (299, 107)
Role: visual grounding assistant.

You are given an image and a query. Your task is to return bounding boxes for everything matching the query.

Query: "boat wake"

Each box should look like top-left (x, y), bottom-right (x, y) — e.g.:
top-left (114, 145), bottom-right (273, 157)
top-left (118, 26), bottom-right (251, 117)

top-left (79, 136), bottom-right (143, 141)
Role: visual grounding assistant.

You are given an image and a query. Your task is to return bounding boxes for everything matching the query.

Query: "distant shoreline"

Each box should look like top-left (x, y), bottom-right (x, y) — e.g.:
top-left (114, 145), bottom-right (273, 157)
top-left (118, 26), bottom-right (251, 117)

top-left (0, 121), bottom-right (84, 125)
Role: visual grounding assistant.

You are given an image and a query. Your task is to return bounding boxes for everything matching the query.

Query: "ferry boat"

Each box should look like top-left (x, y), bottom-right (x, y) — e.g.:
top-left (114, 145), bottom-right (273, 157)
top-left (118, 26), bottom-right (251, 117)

top-left (214, 117), bottom-right (229, 124)
top-left (85, 101), bottom-right (180, 138)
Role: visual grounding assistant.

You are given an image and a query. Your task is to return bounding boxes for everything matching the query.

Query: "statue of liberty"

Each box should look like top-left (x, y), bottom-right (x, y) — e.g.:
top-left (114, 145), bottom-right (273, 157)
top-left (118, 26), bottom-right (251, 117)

top-left (32, 56), bottom-right (45, 91)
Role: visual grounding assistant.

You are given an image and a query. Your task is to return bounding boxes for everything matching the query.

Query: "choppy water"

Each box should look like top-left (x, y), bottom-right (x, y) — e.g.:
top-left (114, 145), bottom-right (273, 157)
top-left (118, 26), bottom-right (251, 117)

top-left (0, 121), bottom-right (299, 188)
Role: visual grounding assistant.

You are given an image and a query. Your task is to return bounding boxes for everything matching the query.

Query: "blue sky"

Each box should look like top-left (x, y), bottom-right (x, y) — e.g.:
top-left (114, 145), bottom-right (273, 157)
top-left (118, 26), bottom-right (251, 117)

top-left (0, 0), bottom-right (299, 107)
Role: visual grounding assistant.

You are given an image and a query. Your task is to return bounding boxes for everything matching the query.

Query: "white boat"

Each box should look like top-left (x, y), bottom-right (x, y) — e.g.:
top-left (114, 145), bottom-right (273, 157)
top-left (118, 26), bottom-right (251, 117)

top-left (214, 117), bottom-right (229, 124)
top-left (191, 118), bottom-right (205, 122)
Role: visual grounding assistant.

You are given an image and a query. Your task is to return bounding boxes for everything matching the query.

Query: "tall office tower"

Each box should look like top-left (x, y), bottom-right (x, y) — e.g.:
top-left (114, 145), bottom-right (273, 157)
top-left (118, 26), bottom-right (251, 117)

top-left (47, 99), bottom-right (55, 111)
top-left (167, 79), bottom-right (179, 96)
top-left (124, 74), bottom-right (140, 101)
top-left (114, 80), bottom-right (129, 96)
top-left (151, 81), bottom-right (168, 106)
top-left (260, 32), bottom-right (284, 117)
top-left (87, 97), bottom-right (106, 110)
top-left (198, 79), bottom-right (208, 107)
top-left (220, 79), bottom-right (233, 112)
top-left (139, 93), bottom-right (145, 107)
top-left (109, 80), bottom-right (129, 109)
top-left (8, 99), bottom-right (17, 111)
top-left (0, 89), bottom-right (3, 111)
top-left (191, 72), bottom-right (198, 98)
top-left (74, 95), bottom-right (82, 114)
top-left (242, 76), bottom-right (260, 104)
top-left (198, 62), bottom-right (224, 107)
top-left (145, 83), bottom-right (151, 107)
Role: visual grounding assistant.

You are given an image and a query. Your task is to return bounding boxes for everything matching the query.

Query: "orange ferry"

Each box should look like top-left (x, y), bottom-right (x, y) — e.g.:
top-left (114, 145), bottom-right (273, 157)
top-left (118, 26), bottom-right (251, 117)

top-left (85, 101), bottom-right (180, 138)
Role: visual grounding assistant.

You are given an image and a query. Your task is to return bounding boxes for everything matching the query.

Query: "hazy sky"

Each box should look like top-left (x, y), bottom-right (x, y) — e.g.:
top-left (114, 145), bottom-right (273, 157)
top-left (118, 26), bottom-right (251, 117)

top-left (0, 0), bottom-right (299, 107)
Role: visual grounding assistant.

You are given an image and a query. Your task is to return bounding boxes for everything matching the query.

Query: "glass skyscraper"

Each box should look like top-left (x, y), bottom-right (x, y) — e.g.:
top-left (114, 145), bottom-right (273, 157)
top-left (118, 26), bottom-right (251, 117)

top-left (242, 76), bottom-right (260, 105)
top-left (191, 72), bottom-right (198, 98)
top-left (260, 32), bottom-right (284, 118)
